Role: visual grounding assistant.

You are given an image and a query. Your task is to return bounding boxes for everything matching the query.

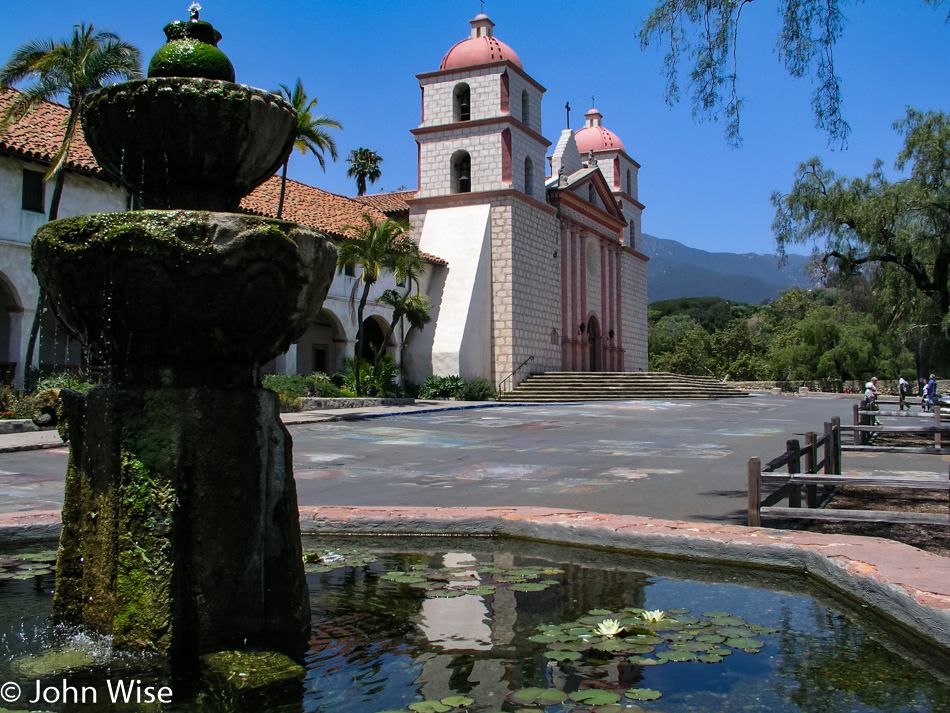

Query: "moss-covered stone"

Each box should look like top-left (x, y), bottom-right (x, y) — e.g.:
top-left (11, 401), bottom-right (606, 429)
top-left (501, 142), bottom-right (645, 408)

top-left (199, 649), bottom-right (304, 712)
top-left (81, 78), bottom-right (294, 210)
top-left (149, 20), bottom-right (235, 82)
top-left (53, 385), bottom-right (310, 669)
top-left (32, 212), bottom-right (336, 386)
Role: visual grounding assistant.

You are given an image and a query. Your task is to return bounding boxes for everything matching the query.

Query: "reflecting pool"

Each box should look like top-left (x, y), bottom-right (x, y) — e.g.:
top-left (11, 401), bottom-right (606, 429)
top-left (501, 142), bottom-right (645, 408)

top-left (1, 537), bottom-right (949, 712)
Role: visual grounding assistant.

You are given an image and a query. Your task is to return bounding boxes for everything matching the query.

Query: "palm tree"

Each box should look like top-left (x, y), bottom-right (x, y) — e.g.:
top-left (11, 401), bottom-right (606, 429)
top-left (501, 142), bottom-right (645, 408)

top-left (0, 23), bottom-right (142, 220)
top-left (346, 147), bottom-right (383, 196)
top-left (336, 213), bottom-right (421, 395)
top-left (275, 78), bottom-right (342, 219)
top-left (372, 244), bottom-right (430, 375)
top-left (0, 23), bottom-right (141, 375)
top-left (374, 289), bottom-right (432, 373)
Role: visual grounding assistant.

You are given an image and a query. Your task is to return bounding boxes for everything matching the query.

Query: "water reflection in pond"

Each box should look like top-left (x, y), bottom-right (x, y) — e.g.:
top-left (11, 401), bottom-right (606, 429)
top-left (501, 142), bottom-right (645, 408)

top-left (1, 538), bottom-right (949, 712)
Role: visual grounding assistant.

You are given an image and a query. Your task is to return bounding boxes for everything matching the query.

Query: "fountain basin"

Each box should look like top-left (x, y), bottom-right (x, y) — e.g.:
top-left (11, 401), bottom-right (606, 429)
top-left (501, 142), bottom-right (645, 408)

top-left (81, 79), bottom-right (295, 210)
top-left (32, 211), bottom-right (336, 386)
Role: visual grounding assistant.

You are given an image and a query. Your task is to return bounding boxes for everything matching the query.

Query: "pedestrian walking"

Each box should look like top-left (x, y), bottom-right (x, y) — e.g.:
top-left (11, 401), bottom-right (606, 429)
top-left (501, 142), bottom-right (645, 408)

top-left (898, 375), bottom-right (910, 411)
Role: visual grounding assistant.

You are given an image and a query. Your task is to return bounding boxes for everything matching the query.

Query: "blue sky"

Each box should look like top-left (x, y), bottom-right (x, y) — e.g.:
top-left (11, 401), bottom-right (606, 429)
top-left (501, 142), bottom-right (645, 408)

top-left (1, 1), bottom-right (947, 256)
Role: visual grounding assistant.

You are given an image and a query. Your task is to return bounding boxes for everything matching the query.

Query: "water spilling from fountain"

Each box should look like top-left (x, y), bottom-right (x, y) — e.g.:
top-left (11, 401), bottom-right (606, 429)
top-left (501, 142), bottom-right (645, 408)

top-left (29, 8), bottom-right (335, 673)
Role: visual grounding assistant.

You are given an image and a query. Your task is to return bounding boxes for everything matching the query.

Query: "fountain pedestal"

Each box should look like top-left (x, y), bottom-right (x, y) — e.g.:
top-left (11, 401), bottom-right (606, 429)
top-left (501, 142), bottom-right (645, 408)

top-left (32, 14), bottom-right (337, 667)
top-left (55, 386), bottom-right (308, 656)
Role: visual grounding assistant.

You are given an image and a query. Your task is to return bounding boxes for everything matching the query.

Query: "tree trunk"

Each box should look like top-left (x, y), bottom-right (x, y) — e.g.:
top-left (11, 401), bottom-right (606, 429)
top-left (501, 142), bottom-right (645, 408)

top-left (354, 282), bottom-right (371, 396)
top-left (277, 160), bottom-right (289, 219)
top-left (23, 287), bottom-right (45, 385)
top-left (48, 167), bottom-right (66, 221)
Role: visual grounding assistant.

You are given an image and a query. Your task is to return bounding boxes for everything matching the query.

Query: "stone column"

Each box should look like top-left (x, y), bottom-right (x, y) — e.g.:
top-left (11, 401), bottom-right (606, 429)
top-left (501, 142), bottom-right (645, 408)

top-left (559, 221), bottom-right (570, 370)
top-left (579, 231), bottom-right (588, 373)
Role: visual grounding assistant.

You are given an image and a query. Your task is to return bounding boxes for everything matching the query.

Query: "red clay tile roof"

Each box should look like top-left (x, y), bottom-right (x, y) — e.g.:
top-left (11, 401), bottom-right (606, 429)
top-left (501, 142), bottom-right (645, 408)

top-left (0, 87), bottom-right (101, 174)
top-left (242, 177), bottom-right (446, 265)
top-left (353, 190), bottom-right (417, 214)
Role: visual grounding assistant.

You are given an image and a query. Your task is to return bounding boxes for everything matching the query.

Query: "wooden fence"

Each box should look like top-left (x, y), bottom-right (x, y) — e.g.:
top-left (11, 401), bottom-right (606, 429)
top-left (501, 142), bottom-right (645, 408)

top-left (844, 401), bottom-right (950, 453)
top-left (747, 416), bottom-right (950, 527)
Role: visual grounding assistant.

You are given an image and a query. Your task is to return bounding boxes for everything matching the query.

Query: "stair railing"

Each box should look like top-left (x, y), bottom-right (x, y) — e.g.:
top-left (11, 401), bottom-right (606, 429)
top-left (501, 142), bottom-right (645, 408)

top-left (498, 355), bottom-right (535, 393)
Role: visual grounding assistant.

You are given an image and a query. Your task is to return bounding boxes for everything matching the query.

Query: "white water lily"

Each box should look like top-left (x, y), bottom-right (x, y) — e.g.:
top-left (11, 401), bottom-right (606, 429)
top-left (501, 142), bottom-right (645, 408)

top-left (594, 618), bottom-right (624, 638)
top-left (640, 609), bottom-right (666, 623)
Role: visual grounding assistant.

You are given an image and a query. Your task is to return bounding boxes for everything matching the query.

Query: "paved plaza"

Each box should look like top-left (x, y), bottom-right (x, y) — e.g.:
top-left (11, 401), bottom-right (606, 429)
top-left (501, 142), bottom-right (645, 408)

top-left (1, 394), bottom-right (945, 524)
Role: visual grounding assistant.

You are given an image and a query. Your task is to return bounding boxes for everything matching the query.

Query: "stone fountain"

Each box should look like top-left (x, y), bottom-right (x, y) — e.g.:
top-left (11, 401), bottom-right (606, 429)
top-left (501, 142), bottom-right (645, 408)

top-left (30, 10), bottom-right (335, 669)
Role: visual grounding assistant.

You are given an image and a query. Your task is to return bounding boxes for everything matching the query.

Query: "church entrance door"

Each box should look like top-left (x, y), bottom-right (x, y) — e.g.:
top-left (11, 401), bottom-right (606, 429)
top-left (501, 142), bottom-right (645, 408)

top-left (587, 317), bottom-right (598, 372)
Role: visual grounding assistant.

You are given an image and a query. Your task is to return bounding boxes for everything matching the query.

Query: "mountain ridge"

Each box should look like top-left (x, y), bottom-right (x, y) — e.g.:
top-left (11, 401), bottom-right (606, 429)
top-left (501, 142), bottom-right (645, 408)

top-left (642, 233), bottom-right (814, 304)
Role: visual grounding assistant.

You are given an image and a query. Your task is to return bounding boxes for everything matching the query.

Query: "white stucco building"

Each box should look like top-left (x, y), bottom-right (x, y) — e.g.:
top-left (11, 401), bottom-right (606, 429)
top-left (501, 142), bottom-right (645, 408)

top-left (0, 13), bottom-right (648, 390)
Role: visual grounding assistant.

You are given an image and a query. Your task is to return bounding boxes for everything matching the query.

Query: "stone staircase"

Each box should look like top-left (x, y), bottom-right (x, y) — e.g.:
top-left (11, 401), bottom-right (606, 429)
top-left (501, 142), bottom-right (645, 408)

top-left (498, 372), bottom-right (749, 402)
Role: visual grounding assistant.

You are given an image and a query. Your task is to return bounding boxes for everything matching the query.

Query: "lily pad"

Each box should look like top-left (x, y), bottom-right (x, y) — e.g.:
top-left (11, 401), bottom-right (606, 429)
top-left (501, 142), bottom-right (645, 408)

top-left (628, 656), bottom-right (666, 666)
top-left (465, 586), bottom-right (496, 596)
top-left (696, 654), bottom-right (725, 663)
top-left (507, 688), bottom-right (568, 706)
top-left (588, 608), bottom-right (614, 616)
top-left (569, 690), bottom-right (622, 705)
top-left (695, 634), bottom-right (726, 644)
top-left (545, 650), bottom-right (582, 661)
top-left (427, 589), bottom-right (465, 598)
top-left (408, 702), bottom-right (451, 713)
top-left (625, 688), bottom-right (663, 701)
top-left (707, 616), bottom-right (746, 626)
top-left (656, 650), bottom-right (696, 662)
top-left (627, 634), bottom-right (664, 646)
top-left (668, 607), bottom-right (691, 614)
top-left (440, 695), bottom-right (474, 707)
top-left (509, 582), bottom-right (549, 592)
top-left (725, 637), bottom-right (764, 650)
top-left (701, 611), bottom-right (733, 618)
top-left (529, 633), bottom-right (560, 643)
top-left (716, 626), bottom-right (757, 638)
top-left (668, 641), bottom-right (714, 653)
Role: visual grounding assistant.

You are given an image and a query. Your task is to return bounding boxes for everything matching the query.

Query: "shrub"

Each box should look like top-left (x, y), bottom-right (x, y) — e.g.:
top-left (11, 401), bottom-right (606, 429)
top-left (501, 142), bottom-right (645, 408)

top-left (308, 372), bottom-right (342, 398)
top-left (31, 370), bottom-right (99, 395)
top-left (0, 386), bottom-right (34, 420)
top-left (418, 374), bottom-right (465, 399)
top-left (460, 377), bottom-right (495, 401)
top-left (262, 374), bottom-right (310, 400)
top-left (340, 356), bottom-right (405, 398)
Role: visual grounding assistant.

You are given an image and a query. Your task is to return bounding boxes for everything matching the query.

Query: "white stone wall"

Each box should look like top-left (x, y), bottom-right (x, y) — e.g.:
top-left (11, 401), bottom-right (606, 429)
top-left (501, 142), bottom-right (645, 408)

top-left (420, 67), bottom-right (503, 127)
top-left (405, 204), bottom-right (493, 383)
top-left (417, 128), bottom-right (504, 197)
top-left (493, 199), bottom-right (561, 385)
top-left (507, 71), bottom-right (542, 134)
top-left (0, 156), bottom-right (127, 384)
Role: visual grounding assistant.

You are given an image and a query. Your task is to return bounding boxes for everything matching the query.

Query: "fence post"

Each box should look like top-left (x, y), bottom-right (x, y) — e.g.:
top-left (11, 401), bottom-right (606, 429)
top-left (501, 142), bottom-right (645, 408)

top-left (935, 406), bottom-right (942, 449)
top-left (747, 457), bottom-right (761, 527)
top-left (805, 432), bottom-right (818, 508)
top-left (823, 422), bottom-right (833, 474)
top-left (852, 404), bottom-right (862, 446)
top-left (832, 416), bottom-right (841, 473)
top-left (787, 438), bottom-right (801, 508)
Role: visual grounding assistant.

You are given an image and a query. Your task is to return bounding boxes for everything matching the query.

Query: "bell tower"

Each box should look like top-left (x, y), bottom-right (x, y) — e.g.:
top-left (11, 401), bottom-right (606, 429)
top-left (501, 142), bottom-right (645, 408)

top-left (411, 14), bottom-right (549, 201)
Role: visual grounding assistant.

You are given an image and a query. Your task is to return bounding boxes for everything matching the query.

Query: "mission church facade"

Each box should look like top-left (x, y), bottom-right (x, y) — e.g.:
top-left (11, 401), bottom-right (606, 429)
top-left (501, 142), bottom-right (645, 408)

top-left (0, 14), bottom-right (647, 388)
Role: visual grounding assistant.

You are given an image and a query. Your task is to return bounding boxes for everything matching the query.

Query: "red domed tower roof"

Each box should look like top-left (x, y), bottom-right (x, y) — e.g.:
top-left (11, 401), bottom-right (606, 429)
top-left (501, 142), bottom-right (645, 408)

top-left (574, 108), bottom-right (625, 153)
top-left (440, 14), bottom-right (523, 71)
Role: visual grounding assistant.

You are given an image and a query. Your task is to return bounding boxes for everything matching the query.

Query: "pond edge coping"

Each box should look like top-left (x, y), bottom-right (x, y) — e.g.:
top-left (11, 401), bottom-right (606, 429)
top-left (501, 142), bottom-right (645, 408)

top-left (3, 506), bottom-right (949, 653)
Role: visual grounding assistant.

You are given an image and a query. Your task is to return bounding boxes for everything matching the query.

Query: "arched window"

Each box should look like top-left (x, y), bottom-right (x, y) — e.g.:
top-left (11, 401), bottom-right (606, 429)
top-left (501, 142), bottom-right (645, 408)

top-left (521, 90), bottom-right (530, 126)
top-left (454, 83), bottom-right (471, 122)
top-left (452, 150), bottom-right (472, 193)
top-left (629, 223), bottom-right (635, 248)
top-left (626, 169), bottom-right (632, 195)
top-left (588, 184), bottom-right (596, 205)
top-left (524, 156), bottom-right (534, 196)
